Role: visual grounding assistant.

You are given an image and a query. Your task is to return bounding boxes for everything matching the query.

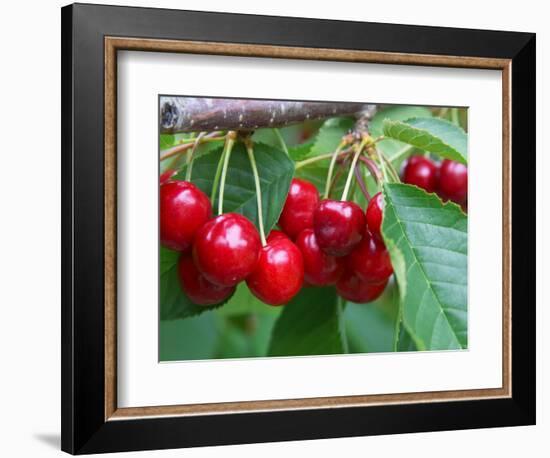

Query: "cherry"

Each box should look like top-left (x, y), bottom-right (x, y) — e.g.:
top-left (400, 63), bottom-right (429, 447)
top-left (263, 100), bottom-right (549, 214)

top-left (278, 178), bottom-right (320, 239)
top-left (402, 155), bottom-right (439, 193)
top-left (438, 159), bottom-right (468, 204)
top-left (366, 192), bottom-right (384, 240)
top-left (347, 231), bottom-right (393, 283)
top-left (160, 169), bottom-right (177, 185)
top-left (246, 237), bottom-right (304, 306)
top-left (177, 254), bottom-right (235, 306)
top-left (295, 228), bottom-right (344, 286)
top-left (336, 271), bottom-right (388, 303)
top-left (266, 229), bottom-right (289, 244)
top-left (160, 181), bottom-right (212, 252)
top-left (313, 199), bottom-right (365, 257)
top-left (193, 213), bottom-right (261, 287)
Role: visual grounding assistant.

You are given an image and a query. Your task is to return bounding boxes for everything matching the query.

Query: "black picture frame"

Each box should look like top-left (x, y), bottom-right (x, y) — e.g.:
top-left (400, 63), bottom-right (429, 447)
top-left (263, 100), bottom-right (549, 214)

top-left (61, 3), bottom-right (536, 454)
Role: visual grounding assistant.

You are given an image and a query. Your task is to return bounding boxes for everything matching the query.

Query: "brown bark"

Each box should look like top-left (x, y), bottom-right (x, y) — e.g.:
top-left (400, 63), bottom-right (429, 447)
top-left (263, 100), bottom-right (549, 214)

top-left (160, 97), bottom-right (369, 133)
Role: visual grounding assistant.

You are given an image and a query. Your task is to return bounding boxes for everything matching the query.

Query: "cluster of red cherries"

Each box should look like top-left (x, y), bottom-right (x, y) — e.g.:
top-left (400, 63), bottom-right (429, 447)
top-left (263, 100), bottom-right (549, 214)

top-left (160, 169), bottom-right (393, 307)
top-left (160, 153), bottom-right (467, 308)
top-left (402, 155), bottom-right (468, 208)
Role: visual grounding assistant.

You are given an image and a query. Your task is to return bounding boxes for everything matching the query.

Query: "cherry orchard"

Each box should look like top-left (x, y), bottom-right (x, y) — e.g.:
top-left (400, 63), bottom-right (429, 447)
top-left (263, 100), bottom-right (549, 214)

top-left (159, 101), bottom-right (469, 357)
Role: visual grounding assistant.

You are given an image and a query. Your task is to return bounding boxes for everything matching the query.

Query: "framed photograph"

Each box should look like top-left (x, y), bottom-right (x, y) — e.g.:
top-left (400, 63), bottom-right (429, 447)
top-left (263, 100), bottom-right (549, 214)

top-left (61, 3), bottom-right (536, 454)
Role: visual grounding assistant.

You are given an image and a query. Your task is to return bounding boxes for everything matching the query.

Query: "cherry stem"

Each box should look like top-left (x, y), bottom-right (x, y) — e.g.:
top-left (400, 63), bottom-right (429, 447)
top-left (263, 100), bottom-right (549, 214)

top-left (380, 151), bottom-right (401, 182)
top-left (341, 140), bottom-right (366, 201)
top-left (328, 156), bottom-right (350, 197)
top-left (217, 132), bottom-right (236, 215)
top-left (160, 132), bottom-right (225, 161)
top-left (354, 163), bottom-right (371, 200)
top-left (245, 139), bottom-right (267, 247)
top-left (358, 155), bottom-right (382, 184)
top-left (273, 128), bottom-right (289, 156)
top-left (295, 149), bottom-right (351, 170)
top-left (324, 142), bottom-right (347, 199)
top-left (185, 131), bottom-right (206, 181)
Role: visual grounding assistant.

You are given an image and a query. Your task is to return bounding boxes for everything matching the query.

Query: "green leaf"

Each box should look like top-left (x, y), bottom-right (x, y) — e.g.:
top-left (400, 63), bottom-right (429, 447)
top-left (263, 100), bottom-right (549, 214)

top-left (213, 313), bottom-right (280, 359)
top-left (159, 133), bottom-right (190, 151)
top-left (382, 183), bottom-right (468, 350)
top-left (159, 314), bottom-right (219, 361)
top-left (159, 136), bottom-right (221, 173)
top-left (268, 287), bottom-right (345, 356)
top-left (159, 249), bottom-right (233, 320)
top-left (383, 117), bottom-right (468, 164)
top-left (175, 142), bottom-right (294, 235)
top-left (251, 129), bottom-right (281, 150)
top-left (395, 320), bottom-right (418, 352)
top-left (369, 106), bottom-right (433, 163)
top-left (310, 117), bottom-right (354, 156)
top-left (160, 247), bottom-right (179, 275)
top-left (370, 106), bottom-right (433, 138)
top-left (294, 159), bottom-right (346, 198)
top-left (287, 141), bottom-right (314, 161)
top-left (216, 283), bottom-right (281, 317)
top-left (345, 280), bottom-right (400, 354)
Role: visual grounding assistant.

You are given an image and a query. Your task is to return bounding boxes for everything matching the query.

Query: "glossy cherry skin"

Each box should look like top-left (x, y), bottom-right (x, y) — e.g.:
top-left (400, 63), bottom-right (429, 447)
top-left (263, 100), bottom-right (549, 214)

top-left (347, 231), bottom-right (393, 283)
top-left (266, 229), bottom-right (289, 244)
top-left (177, 254), bottom-right (235, 306)
top-left (160, 181), bottom-right (212, 252)
top-left (366, 192), bottom-right (384, 240)
top-left (313, 199), bottom-right (365, 257)
top-left (438, 159), bottom-right (468, 204)
top-left (160, 169), bottom-right (177, 185)
top-left (278, 178), bottom-right (320, 239)
top-left (295, 228), bottom-right (344, 286)
top-left (246, 237), bottom-right (304, 306)
top-left (336, 271), bottom-right (388, 303)
top-left (193, 213), bottom-right (261, 287)
top-left (402, 155), bottom-right (439, 193)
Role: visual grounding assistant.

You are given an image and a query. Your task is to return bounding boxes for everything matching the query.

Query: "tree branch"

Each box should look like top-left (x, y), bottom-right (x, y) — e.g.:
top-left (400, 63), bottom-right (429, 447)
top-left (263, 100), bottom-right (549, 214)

top-left (160, 97), bottom-right (369, 133)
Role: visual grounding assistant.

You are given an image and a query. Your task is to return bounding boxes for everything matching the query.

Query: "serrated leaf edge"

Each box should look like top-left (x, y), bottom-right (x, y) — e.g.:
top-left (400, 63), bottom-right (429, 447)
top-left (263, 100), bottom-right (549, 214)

top-left (382, 183), bottom-right (466, 350)
top-left (382, 117), bottom-right (467, 164)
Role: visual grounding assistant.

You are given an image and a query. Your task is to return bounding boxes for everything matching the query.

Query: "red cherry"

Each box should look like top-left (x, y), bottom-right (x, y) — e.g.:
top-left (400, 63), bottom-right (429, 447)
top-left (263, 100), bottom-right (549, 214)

top-left (246, 238), bottom-right (304, 306)
top-left (347, 231), bottom-right (393, 283)
top-left (439, 159), bottom-right (468, 204)
top-left (193, 213), bottom-right (261, 287)
top-left (177, 254), bottom-right (235, 306)
top-left (295, 228), bottom-right (344, 286)
top-left (402, 155), bottom-right (439, 193)
top-left (266, 230), bottom-right (289, 244)
top-left (278, 178), bottom-right (320, 239)
top-left (160, 181), bottom-right (212, 252)
top-left (313, 199), bottom-right (365, 257)
top-left (160, 169), bottom-right (177, 185)
top-left (336, 271), bottom-right (388, 303)
top-left (366, 192), bottom-right (384, 240)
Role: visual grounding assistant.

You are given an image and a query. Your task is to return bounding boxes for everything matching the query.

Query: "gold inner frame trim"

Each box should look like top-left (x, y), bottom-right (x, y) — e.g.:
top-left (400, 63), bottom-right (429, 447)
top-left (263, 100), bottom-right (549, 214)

top-left (104, 37), bottom-right (512, 421)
